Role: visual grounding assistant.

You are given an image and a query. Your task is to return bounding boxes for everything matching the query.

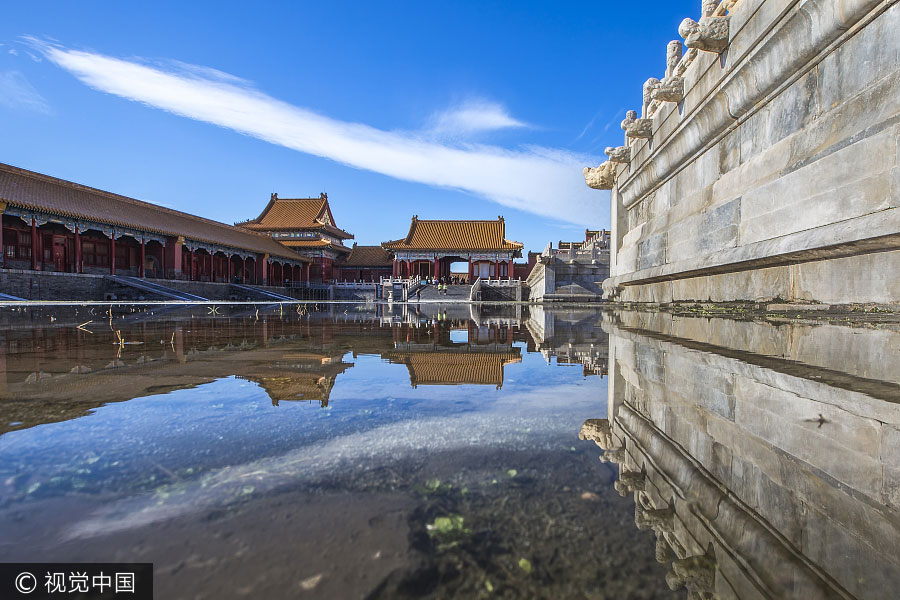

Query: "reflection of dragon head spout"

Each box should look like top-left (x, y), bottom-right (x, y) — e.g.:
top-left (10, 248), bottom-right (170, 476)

top-left (578, 418), bottom-right (617, 449)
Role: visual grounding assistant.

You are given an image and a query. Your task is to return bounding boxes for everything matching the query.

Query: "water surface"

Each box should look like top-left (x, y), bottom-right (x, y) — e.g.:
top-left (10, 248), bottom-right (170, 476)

top-left (1, 303), bottom-right (898, 598)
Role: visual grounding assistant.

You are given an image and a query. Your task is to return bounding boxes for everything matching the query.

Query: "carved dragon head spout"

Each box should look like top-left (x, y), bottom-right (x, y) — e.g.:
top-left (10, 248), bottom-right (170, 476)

top-left (582, 162), bottom-right (617, 190)
top-left (680, 0), bottom-right (729, 53)
top-left (605, 146), bottom-right (631, 164)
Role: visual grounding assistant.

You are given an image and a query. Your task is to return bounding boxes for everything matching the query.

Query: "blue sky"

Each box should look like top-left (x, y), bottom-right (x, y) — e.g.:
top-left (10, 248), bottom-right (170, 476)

top-left (1, 1), bottom-right (695, 251)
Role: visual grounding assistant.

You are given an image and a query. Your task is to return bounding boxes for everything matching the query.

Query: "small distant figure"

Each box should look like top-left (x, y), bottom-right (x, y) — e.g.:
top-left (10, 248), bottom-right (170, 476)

top-left (416, 288), bottom-right (421, 303)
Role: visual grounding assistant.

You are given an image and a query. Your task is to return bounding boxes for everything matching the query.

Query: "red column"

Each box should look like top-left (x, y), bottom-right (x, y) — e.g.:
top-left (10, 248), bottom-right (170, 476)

top-left (210, 253), bottom-right (215, 282)
top-left (433, 258), bottom-right (439, 278)
top-left (140, 237), bottom-right (146, 277)
top-left (242, 256), bottom-right (247, 283)
top-left (30, 218), bottom-right (38, 270)
top-left (392, 259), bottom-right (398, 277)
top-left (406, 259), bottom-right (411, 279)
top-left (508, 258), bottom-right (514, 280)
top-left (468, 258), bottom-right (473, 282)
top-left (0, 214), bottom-right (4, 269)
top-left (304, 263), bottom-right (310, 282)
top-left (109, 235), bottom-right (116, 275)
top-left (74, 226), bottom-right (82, 273)
top-left (186, 248), bottom-right (193, 281)
top-left (227, 254), bottom-right (233, 283)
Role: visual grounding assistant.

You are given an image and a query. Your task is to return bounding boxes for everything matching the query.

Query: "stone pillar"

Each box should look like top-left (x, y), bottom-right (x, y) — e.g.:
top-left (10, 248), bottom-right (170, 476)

top-left (31, 218), bottom-right (38, 271)
top-left (610, 187), bottom-right (625, 278)
top-left (392, 258), bottom-right (398, 278)
top-left (406, 259), bottom-right (412, 279)
top-left (109, 234), bottom-right (116, 275)
top-left (140, 237), bottom-right (146, 277)
top-left (74, 225), bottom-right (82, 273)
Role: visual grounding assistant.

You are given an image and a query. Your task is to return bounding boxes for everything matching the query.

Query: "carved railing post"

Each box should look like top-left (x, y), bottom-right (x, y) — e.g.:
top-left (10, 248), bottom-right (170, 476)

top-left (642, 78), bottom-right (660, 118)
top-left (679, 0), bottom-right (729, 53)
top-left (652, 40), bottom-right (686, 103)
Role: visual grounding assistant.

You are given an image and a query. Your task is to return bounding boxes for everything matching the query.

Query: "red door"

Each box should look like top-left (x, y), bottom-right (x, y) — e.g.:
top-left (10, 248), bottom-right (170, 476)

top-left (52, 235), bottom-right (67, 272)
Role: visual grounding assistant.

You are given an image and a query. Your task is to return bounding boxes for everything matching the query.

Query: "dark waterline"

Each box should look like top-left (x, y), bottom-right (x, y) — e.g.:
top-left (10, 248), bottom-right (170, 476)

top-left (0, 303), bottom-right (898, 599)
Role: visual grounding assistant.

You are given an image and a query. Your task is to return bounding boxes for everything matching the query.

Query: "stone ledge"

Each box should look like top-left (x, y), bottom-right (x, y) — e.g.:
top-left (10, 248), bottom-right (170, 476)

top-left (606, 208), bottom-right (900, 289)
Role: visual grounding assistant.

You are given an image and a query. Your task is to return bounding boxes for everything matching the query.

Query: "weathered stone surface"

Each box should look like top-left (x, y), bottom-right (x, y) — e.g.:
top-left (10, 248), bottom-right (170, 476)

top-left (650, 77), bottom-right (685, 103)
top-left (627, 118), bottom-right (654, 140)
top-left (582, 161), bottom-right (617, 190)
top-left (665, 40), bottom-right (683, 79)
top-left (642, 78), bottom-right (660, 118)
top-left (680, 16), bottom-right (730, 53)
top-left (637, 232), bottom-right (667, 270)
top-left (604, 146), bottom-right (630, 163)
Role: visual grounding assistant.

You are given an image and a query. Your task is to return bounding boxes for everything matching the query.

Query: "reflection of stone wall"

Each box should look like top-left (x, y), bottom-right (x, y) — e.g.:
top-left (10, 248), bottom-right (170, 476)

top-left (593, 0), bottom-right (900, 304)
top-left (588, 313), bottom-right (900, 599)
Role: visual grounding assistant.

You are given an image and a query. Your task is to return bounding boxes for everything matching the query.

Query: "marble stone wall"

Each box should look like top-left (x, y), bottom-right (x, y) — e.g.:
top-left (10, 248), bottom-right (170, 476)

top-left (592, 0), bottom-right (900, 304)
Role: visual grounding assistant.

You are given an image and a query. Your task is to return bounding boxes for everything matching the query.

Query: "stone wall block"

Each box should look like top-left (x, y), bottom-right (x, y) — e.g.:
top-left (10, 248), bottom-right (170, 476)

top-left (637, 232), bottom-right (668, 270)
top-left (740, 129), bottom-right (896, 245)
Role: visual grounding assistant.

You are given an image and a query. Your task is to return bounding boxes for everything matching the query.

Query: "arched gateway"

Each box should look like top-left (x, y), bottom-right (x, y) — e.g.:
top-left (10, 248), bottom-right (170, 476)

top-left (381, 216), bottom-right (523, 280)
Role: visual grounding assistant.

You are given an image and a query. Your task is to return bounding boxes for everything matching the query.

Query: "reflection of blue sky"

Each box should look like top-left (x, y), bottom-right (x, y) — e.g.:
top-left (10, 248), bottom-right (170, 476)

top-left (0, 341), bottom-right (605, 537)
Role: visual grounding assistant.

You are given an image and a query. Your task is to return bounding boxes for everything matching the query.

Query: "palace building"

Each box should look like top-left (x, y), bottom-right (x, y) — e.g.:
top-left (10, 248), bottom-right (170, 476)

top-left (381, 216), bottom-right (523, 280)
top-left (236, 193), bottom-right (353, 283)
top-left (0, 163), bottom-right (309, 285)
top-left (337, 243), bottom-right (394, 282)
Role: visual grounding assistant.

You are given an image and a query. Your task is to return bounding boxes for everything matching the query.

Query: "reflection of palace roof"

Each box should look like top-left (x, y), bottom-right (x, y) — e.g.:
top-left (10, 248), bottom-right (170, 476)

top-left (0, 163), bottom-right (310, 261)
top-left (383, 350), bottom-right (521, 388)
top-left (382, 217), bottom-right (523, 251)
top-left (342, 244), bottom-right (394, 266)
top-left (237, 357), bottom-right (353, 406)
top-left (237, 194), bottom-right (353, 239)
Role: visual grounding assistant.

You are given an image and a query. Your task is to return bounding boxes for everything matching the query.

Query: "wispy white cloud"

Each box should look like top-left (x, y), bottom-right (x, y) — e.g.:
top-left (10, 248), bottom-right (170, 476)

top-left (8, 48), bottom-right (18, 56)
top-left (0, 70), bottom-right (52, 114)
top-left (427, 98), bottom-right (527, 137)
top-left (30, 39), bottom-right (603, 224)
